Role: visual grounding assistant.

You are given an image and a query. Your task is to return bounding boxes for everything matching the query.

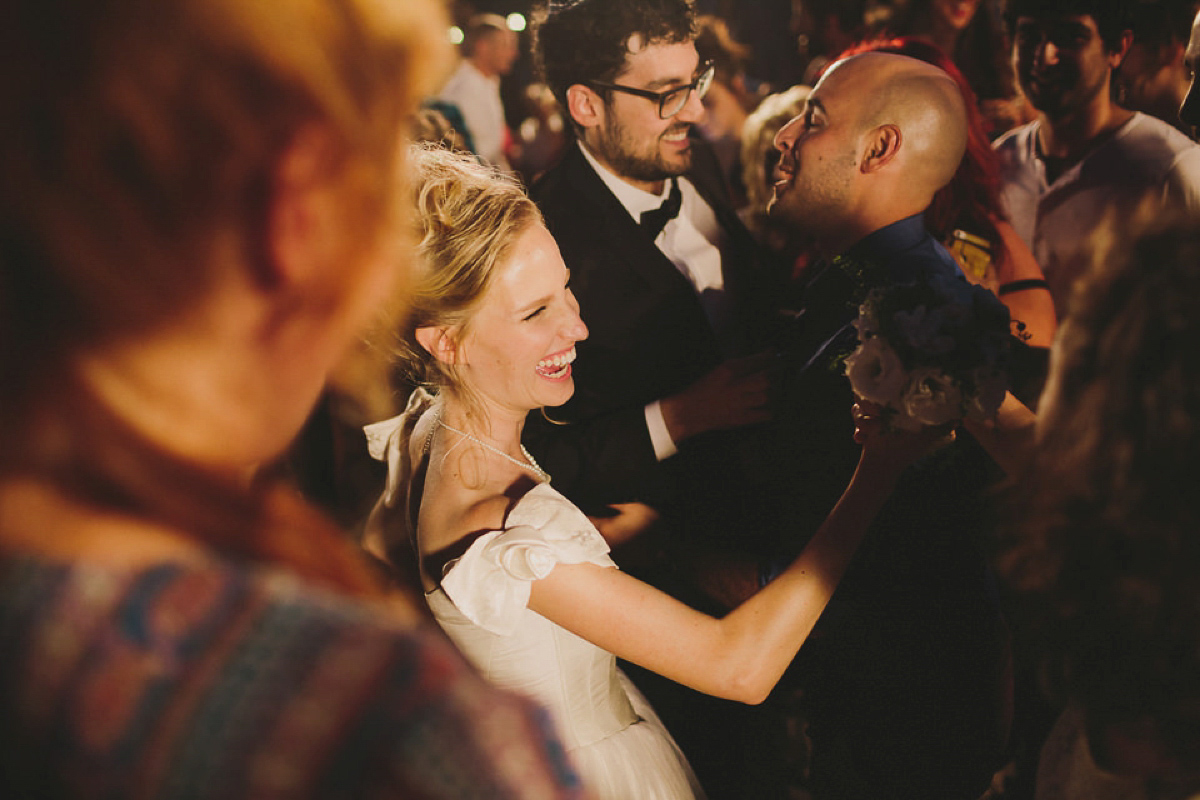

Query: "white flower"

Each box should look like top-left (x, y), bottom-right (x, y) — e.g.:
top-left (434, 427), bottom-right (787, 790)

top-left (853, 302), bottom-right (880, 339)
top-left (902, 367), bottom-right (963, 427)
top-left (845, 336), bottom-right (907, 405)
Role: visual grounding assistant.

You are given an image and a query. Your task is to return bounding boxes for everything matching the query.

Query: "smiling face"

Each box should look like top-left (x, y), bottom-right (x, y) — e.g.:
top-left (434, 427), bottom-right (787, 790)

top-left (768, 60), bottom-right (863, 244)
top-left (586, 39), bottom-right (706, 191)
top-left (1013, 14), bottom-right (1124, 120)
top-left (457, 223), bottom-right (588, 420)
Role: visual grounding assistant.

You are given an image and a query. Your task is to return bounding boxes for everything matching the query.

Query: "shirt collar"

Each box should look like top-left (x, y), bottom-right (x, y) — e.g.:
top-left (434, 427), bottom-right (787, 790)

top-left (846, 213), bottom-right (928, 262)
top-left (578, 142), bottom-right (673, 220)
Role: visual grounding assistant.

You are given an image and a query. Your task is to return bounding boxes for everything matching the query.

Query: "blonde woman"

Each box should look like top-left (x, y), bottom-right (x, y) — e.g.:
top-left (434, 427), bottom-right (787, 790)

top-left (0, 0), bottom-right (583, 797)
top-left (366, 145), bottom-right (939, 800)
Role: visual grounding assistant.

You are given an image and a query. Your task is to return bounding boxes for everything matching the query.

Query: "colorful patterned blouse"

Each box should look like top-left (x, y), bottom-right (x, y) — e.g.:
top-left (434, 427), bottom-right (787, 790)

top-left (0, 555), bottom-right (585, 799)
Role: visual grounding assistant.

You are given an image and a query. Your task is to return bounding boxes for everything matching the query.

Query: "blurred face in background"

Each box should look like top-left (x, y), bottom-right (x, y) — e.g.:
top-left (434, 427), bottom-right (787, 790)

top-left (1117, 36), bottom-right (1183, 123)
top-left (699, 78), bottom-right (746, 141)
top-left (478, 27), bottom-right (519, 76)
top-left (1180, 12), bottom-right (1200, 131)
top-left (933, 0), bottom-right (981, 33)
top-left (1013, 14), bottom-right (1125, 119)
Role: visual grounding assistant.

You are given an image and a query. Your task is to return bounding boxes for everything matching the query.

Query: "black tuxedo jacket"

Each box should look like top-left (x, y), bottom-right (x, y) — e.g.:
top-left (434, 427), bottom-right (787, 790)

top-left (523, 133), bottom-right (792, 800)
top-left (524, 137), bottom-right (781, 533)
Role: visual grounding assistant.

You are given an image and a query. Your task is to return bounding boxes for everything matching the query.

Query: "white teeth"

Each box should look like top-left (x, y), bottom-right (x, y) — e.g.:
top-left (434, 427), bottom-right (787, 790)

top-left (537, 346), bottom-right (576, 374)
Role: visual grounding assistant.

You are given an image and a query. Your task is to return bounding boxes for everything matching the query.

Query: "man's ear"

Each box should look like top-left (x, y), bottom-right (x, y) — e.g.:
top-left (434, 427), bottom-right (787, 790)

top-left (566, 83), bottom-right (605, 130)
top-left (415, 325), bottom-right (462, 365)
top-left (1109, 29), bottom-right (1135, 69)
top-left (860, 124), bottom-right (902, 174)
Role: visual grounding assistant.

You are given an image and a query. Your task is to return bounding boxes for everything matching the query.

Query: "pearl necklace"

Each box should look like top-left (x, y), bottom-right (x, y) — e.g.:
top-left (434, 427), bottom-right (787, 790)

top-left (436, 417), bottom-right (550, 483)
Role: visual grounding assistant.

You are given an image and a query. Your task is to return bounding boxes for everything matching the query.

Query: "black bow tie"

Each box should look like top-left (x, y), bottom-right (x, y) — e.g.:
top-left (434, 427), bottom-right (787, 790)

top-left (639, 177), bottom-right (682, 239)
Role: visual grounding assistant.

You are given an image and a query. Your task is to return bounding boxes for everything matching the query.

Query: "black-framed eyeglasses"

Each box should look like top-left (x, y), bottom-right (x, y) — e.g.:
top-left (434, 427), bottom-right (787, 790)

top-left (587, 61), bottom-right (715, 119)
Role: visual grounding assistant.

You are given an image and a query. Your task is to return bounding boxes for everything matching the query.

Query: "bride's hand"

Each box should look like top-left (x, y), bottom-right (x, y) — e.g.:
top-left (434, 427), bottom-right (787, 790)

top-left (853, 399), bottom-right (955, 471)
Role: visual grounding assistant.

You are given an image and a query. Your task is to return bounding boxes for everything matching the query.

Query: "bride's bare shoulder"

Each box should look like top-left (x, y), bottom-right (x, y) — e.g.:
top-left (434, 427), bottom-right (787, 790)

top-left (416, 484), bottom-right (516, 587)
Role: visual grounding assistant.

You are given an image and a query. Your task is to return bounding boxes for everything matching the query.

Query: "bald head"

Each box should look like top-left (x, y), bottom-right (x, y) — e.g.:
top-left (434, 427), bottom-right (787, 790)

top-left (771, 51), bottom-right (971, 251)
top-left (824, 52), bottom-right (968, 198)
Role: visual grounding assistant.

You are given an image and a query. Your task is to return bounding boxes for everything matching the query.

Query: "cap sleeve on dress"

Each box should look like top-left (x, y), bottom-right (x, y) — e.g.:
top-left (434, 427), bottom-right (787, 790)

top-left (440, 483), bottom-right (615, 635)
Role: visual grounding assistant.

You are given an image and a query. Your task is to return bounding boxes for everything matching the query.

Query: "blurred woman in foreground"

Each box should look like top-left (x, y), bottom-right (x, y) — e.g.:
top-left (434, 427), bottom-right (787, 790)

top-left (0, 0), bottom-right (583, 797)
top-left (1002, 222), bottom-right (1200, 799)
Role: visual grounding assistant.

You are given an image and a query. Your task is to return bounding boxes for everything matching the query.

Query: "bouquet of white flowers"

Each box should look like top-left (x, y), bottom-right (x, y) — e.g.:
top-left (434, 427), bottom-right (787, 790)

top-left (844, 272), bottom-right (1011, 430)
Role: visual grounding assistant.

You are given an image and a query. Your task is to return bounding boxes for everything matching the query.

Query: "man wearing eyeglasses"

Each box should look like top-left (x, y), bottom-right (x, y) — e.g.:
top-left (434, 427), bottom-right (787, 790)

top-left (525, 1), bottom-right (792, 797)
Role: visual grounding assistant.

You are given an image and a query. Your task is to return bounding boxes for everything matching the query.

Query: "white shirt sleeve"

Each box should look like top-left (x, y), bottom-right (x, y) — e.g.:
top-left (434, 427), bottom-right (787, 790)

top-left (644, 400), bottom-right (678, 461)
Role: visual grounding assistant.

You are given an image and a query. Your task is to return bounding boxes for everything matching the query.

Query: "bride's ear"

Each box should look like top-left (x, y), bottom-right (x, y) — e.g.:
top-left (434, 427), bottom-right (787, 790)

top-left (415, 325), bottom-right (462, 365)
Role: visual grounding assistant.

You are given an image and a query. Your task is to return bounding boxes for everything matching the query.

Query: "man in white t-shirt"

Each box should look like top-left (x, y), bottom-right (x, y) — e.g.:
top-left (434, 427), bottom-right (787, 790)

top-left (437, 14), bottom-right (518, 171)
top-left (994, 0), bottom-right (1200, 317)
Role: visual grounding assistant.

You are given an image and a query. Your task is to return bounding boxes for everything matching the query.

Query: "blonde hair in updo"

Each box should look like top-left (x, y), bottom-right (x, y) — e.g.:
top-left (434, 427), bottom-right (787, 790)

top-left (398, 144), bottom-right (541, 406)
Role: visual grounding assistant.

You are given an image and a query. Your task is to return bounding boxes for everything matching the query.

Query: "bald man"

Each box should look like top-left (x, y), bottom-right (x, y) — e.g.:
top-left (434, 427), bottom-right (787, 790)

top-left (771, 52), bottom-right (968, 253)
top-left (761, 54), bottom-right (1012, 799)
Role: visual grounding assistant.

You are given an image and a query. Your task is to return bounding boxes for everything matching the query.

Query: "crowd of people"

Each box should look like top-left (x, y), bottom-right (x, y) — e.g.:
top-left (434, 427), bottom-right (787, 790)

top-left (3, 0), bottom-right (1200, 799)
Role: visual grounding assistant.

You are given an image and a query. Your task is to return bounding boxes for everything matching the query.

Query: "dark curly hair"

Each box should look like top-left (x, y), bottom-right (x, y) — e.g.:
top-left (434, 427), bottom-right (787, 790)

top-left (1002, 0), bottom-right (1133, 53)
top-left (531, 0), bottom-right (696, 130)
top-left (1001, 221), bottom-right (1200, 776)
top-left (1128, 0), bottom-right (1200, 50)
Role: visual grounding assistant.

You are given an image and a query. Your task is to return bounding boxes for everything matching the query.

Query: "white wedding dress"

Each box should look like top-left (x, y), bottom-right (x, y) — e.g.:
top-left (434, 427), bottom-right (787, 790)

top-left (365, 397), bottom-right (704, 800)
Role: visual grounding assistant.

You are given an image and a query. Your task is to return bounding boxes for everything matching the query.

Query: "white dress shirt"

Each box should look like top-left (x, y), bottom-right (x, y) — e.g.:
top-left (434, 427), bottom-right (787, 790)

top-left (579, 144), bottom-right (732, 460)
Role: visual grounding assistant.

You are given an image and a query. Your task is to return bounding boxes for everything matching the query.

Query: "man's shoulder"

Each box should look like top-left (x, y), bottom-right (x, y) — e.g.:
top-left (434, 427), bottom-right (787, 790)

top-left (1119, 113), bottom-right (1200, 175)
top-left (855, 215), bottom-right (960, 275)
top-left (530, 145), bottom-right (610, 233)
top-left (439, 59), bottom-right (489, 92)
top-left (1076, 112), bottom-right (1200, 189)
top-left (992, 122), bottom-right (1037, 167)
top-left (890, 229), bottom-right (964, 283)
top-left (993, 121), bottom-right (1037, 148)
top-left (1122, 112), bottom-right (1197, 152)
top-left (529, 145), bottom-right (580, 205)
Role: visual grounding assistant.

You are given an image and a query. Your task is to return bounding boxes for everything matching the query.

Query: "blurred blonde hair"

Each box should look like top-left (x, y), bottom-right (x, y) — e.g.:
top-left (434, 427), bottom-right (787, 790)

top-left (740, 84), bottom-right (811, 217)
top-left (0, 0), bottom-right (451, 595)
top-left (1, 0), bottom-right (450, 395)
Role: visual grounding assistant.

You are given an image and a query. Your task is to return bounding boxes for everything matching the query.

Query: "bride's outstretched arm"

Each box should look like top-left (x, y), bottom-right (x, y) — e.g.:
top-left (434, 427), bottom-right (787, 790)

top-left (963, 390), bottom-right (1037, 478)
top-left (527, 416), bottom-right (933, 704)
